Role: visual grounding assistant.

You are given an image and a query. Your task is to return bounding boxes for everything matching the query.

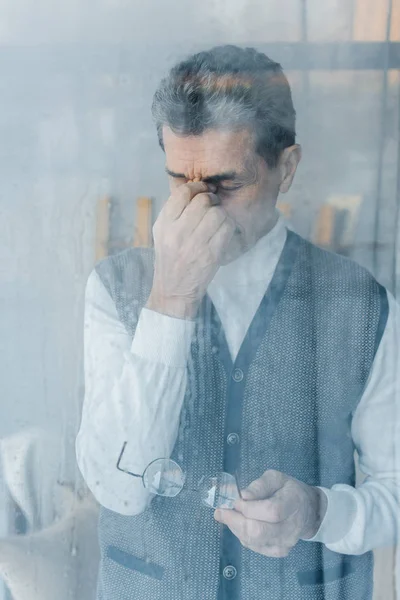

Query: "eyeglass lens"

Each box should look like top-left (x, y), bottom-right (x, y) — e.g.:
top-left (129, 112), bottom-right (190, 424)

top-left (198, 472), bottom-right (240, 509)
top-left (142, 459), bottom-right (240, 509)
top-left (143, 458), bottom-right (185, 497)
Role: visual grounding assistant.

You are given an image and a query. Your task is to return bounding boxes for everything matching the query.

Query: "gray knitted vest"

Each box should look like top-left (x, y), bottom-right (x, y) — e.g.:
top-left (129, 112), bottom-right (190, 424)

top-left (95, 231), bottom-right (388, 600)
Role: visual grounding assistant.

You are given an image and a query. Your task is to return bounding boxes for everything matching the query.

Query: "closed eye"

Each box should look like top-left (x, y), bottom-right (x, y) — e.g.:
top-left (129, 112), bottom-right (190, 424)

top-left (218, 183), bottom-right (244, 192)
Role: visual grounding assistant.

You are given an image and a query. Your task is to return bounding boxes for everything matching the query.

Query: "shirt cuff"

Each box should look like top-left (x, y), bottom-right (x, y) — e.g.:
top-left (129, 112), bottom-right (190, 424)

top-left (131, 307), bottom-right (195, 368)
top-left (302, 486), bottom-right (358, 545)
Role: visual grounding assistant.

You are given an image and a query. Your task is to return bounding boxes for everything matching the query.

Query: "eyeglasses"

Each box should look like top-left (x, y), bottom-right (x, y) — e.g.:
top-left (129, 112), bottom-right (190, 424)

top-left (116, 441), bottom-right (242, 510)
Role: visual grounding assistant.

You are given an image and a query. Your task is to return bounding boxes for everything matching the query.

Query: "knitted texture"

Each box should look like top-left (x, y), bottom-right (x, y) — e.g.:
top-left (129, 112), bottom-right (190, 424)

top-left (95, 231), bottom-right (387, 600)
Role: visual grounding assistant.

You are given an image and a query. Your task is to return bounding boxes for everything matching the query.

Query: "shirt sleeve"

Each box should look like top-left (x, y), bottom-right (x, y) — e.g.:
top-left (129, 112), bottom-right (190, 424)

top-left (305, 290), bottom-right (400, 554)
top-left (75, 269), bottom-right (195, 515)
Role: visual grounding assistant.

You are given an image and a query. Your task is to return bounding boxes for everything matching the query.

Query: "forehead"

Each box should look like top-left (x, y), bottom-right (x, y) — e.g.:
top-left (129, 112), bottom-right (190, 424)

top-left (163, 126), bottom-right (255, 177)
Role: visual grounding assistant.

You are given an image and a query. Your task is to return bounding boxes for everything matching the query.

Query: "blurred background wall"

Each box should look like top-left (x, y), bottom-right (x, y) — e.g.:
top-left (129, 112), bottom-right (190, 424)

top-left (0, 0), bottom-right (399, 598)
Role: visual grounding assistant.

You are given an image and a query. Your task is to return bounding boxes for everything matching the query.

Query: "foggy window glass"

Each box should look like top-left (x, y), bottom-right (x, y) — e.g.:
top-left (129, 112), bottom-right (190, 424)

top-left (1, 1), bottom-right (399, 599)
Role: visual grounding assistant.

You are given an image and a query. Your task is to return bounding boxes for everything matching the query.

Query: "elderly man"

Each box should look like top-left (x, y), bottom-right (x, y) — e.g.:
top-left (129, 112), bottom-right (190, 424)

top-left (76, 45), bottom-right (399, 599)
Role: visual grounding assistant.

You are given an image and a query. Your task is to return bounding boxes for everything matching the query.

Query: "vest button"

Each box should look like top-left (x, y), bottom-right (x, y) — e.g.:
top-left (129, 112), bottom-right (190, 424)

top-left (227, 432), bottom-right (240, 446)
top-left (223, 565), bottom-right (237, 580)
top-left (232, 368), bottom-right (244, 382)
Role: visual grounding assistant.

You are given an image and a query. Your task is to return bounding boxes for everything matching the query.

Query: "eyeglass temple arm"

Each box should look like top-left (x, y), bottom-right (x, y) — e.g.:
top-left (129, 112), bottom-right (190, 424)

top-left (116, 441), bottom-right (143, 479)
top-left (234, 470), bottom-right (243, 500)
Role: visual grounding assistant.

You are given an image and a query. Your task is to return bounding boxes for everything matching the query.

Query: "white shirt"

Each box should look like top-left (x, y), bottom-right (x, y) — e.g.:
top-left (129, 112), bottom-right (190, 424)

top-left (76, 216), bottom-right (400, 555)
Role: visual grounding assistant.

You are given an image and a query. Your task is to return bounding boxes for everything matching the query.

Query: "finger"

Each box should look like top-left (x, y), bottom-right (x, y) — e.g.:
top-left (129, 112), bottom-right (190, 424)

top-left (215, 509), bottom-right (297, 548)
top-left (164, 182), bottom-right (210, 220)
top-left (236, 485), bottom-right (298, 524)
top-left (188, 204), bottom-right (227, 245)
top-left (179, 192), bottom-right (221, 236)
top-left (214, 508), bottom-right (249, 541)
top-left (207, 216), bottom-right (236, 259)
top-left (239, 470), bottom-right (288, 502)
top-left (214, 509), bottom-right (268, 547)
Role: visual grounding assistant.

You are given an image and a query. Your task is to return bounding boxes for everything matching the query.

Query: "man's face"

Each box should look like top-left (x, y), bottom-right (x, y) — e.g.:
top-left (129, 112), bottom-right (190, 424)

top-left (163, 125), bottom-right (299, 264)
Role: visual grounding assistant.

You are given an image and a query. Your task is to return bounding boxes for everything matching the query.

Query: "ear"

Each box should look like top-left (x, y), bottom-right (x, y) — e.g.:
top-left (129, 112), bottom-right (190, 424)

top-left (279, 145), bottom-right (301, 194)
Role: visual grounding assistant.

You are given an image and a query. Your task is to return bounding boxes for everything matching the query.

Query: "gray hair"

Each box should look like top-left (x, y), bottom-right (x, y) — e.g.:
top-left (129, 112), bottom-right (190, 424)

top-left (152, 45), bottom-right (296, 168)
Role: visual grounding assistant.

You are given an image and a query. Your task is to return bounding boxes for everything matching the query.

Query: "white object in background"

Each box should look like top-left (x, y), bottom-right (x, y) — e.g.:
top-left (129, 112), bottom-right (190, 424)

top-left (0, 428), bottom-right (68, 531)
top-left (0, 428), bottom-right (100, 600)
top-left (0, 491), bottom-right (99, 600)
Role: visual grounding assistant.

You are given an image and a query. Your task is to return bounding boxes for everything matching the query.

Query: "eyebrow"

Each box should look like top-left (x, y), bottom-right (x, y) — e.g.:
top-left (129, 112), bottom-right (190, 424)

top-left (165, 167), bottom-right (238, 183)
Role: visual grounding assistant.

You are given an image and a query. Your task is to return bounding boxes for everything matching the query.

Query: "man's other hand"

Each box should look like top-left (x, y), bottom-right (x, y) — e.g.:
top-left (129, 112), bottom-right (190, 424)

top-left (214, 469), bottom-right (328, 557)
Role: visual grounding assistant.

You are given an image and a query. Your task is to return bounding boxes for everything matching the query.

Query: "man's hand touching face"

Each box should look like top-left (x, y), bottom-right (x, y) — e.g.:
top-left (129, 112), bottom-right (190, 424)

top-left (146, 181), bottom-right (236, 320)
top-left (214, 469), bottom-right (328, 557)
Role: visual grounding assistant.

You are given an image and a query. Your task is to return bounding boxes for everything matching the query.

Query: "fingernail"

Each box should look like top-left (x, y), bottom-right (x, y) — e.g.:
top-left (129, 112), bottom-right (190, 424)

top-left (208, 183), bottom-right (217, 193)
